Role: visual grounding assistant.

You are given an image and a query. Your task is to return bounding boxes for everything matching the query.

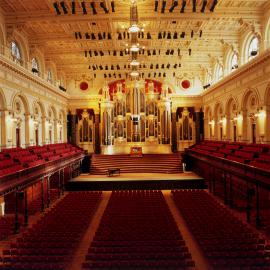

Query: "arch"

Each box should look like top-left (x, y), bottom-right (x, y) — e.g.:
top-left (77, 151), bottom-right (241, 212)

top-left (45, 61), bottom-right (58, 84)
top-left (241, 31), bottom-right (261, 64)
top-left (11, 92), bottom-right (30, 115)
top-left (213, 102), bottom-right (224, 118)
top-left (264, 17), bottom-right (270, 49)
top-left (33, 100), bottom-right (46, 118)
top-left (225, 96), bottom-right (239, 116)
top-left (9, 30), bottom-right (30, 67)
top-left (265, 83), bottom-right (270, 106)
top-left (241, 88), bottom-right (260, 111)
top-left (0, 23), bottom-right (5, 48)
top-left (30, 48), bottom-right (45, 76)
top-left (48, 105), bottom-right (57, 120)
top-left (0, 87), bottom-right (7, 109)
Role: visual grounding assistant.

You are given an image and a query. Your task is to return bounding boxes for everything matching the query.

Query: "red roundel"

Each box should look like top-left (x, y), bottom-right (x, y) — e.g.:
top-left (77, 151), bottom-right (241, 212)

top-left (80, 81), bottom-right (88, 91)
top-left (181, 80), bottom-right (190, 89)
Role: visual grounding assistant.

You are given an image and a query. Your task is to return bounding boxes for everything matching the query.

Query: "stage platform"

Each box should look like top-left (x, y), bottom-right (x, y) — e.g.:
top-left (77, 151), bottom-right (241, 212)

top-left (67, 172), bottom-right (206, 191)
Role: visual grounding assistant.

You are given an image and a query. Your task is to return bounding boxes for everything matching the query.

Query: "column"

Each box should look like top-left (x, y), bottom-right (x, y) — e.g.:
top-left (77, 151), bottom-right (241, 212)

top-left (1, 110), bottom-right (8, 149)
top-left (171, 107), bottom-right (177, 152)
top-left (41, 116), bottom-right (46, 145)
top-left (226, 114), bottom-right (231, 141)
top-left (204, 116), bottom-right (209, 140)
top-left (100, 86), bottom-right (113, 146)
top-left (240, 110), bottom-right (247, 142)
top-left (63, 119), bottom-right (67, 143)
top-left (94, 111), bottom-right (101, 154)
top-left (194, 107), bottom-right (203, 143)
top-left (265, 105), bottom-right (270, 143)
top-left (24, 113), bottom-right (30, 147)
top-left (159, 85), bottom-right (171, 144)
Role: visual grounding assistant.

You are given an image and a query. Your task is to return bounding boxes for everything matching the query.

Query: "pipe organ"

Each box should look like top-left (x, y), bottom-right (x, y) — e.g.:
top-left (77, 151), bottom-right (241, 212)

top-left (100, 80), bottom-right (172, 148)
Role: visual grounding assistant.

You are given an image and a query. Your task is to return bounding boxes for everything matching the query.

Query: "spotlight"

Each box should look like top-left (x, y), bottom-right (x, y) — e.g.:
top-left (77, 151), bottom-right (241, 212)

top-left (60, 1), bottom-right (68, 14)
top-left (154, 1), bottom-right (158, 12)
top-left (111, 1), bottom-right (115, 12)
top-left (72, 1), bottom-right (76, 14)
top-left (169, 1), bottom-right (178, 12)
top-left (90, 2), bottom-right (97, 15)
top-left (81, 1), bottom-right (87, 14)
top-left (100, 1), bottom-right (109, 13)
top-left (210, 0), bottom-right (218, 12)
top-left (201, 0), bottom-right (207, 13)
top-left (161, 1), bottom-right (166, 13)
top-left (180, 0), bottom-right (186, 13)
top-left (192, 0), bottom-right (197, 12)
top-left (53, 2), bottom-right (61, 15)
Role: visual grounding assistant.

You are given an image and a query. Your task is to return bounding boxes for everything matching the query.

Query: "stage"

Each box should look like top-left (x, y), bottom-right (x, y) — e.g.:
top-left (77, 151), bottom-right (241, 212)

top-left (67, 172), bottom-right (206, 191)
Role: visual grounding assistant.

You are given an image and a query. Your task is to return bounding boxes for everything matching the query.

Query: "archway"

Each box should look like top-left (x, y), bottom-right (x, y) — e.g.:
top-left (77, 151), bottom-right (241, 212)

top-left (225, 97), bottom-right (239, 142)
top-left (214, 102), bottom-right (224, 140)
top-left (241, 89), bottom-right (260, 143)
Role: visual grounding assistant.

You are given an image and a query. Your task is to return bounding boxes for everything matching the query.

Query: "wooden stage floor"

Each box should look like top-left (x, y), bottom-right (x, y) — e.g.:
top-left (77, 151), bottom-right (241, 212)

top-left (67, 172), bottom-right (206, 191)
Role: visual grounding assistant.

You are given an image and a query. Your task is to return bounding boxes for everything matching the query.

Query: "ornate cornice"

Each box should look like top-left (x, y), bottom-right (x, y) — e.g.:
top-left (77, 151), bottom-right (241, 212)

top-left (0, 55), bottom-right (69, 100)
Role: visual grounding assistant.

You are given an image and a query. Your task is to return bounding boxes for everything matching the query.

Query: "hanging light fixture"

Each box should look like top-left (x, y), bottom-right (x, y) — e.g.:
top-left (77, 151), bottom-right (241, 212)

top-left (130, 59), bottom-right (140, 66)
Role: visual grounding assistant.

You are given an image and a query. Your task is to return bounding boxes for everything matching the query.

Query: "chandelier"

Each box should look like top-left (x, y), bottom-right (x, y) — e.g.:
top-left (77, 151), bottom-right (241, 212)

top-left (125, 0), bottom-right (144, 78)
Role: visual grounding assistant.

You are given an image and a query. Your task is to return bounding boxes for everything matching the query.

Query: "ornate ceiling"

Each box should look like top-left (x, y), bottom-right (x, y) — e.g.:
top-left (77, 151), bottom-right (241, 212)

top-left (0, 0), bottom-right (269, 82)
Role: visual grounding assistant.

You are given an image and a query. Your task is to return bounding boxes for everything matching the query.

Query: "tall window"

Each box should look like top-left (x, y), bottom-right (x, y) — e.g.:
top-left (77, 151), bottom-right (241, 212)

top-left (47, 69), bottom-right (52, 83)
top-left (11, 41), bottom-right (22, 64)
top-left (216, 64), bottom-right (223, 81)
top-left (231, 53), bottom-right (238, 71)
top-left (31, 58), bottom-right (39, 75)
top-left (248, 37), bottom-right (259, 61)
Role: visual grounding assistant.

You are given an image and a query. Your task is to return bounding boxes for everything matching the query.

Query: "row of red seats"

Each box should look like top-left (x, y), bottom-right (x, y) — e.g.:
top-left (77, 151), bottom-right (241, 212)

top-left (172, 190), bottom-right (270, 269)
top-left (83, 190), bottom-right (195, 270)
top-left (0, 143), bottom-right (83, 177)
top-left (1, 191), bottom-right (102, 270)
top-left (191, 140), bottom-right (270, 171)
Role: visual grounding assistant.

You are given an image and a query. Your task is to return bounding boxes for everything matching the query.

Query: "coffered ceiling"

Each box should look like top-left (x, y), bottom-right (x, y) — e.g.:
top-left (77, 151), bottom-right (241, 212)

top-left (0, 0), bottom-right (269, 82)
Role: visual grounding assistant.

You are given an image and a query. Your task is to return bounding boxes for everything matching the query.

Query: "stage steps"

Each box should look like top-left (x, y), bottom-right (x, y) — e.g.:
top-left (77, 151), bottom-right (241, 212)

top-left (90, 153), bottom-right (183, 175)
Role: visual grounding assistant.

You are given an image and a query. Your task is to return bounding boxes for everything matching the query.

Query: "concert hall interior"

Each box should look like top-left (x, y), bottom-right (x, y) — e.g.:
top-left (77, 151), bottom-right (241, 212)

top-left (0, 0), bottom-right (270, 269)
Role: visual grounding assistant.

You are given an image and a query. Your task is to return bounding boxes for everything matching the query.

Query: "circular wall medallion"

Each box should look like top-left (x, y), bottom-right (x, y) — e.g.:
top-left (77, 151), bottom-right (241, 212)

top-left (181, 80), bottom-right (191, 89)
top-left (80, 81), bottom-right (88, 91)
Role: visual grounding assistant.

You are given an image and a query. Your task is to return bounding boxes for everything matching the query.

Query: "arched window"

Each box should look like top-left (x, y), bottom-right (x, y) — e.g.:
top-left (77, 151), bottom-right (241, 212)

top-left (31, 58), bottom-right (39, 75)
top-left (248, 37), bottom-right (259, 61)
top-left (215, 64), bottom-right (223, 82)
top-left (47, 69), bottom-right (52, 83)
top-left (11, 41), bottom-right (22, 64)
top-left (231, 53), bottom-right (238, 71)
